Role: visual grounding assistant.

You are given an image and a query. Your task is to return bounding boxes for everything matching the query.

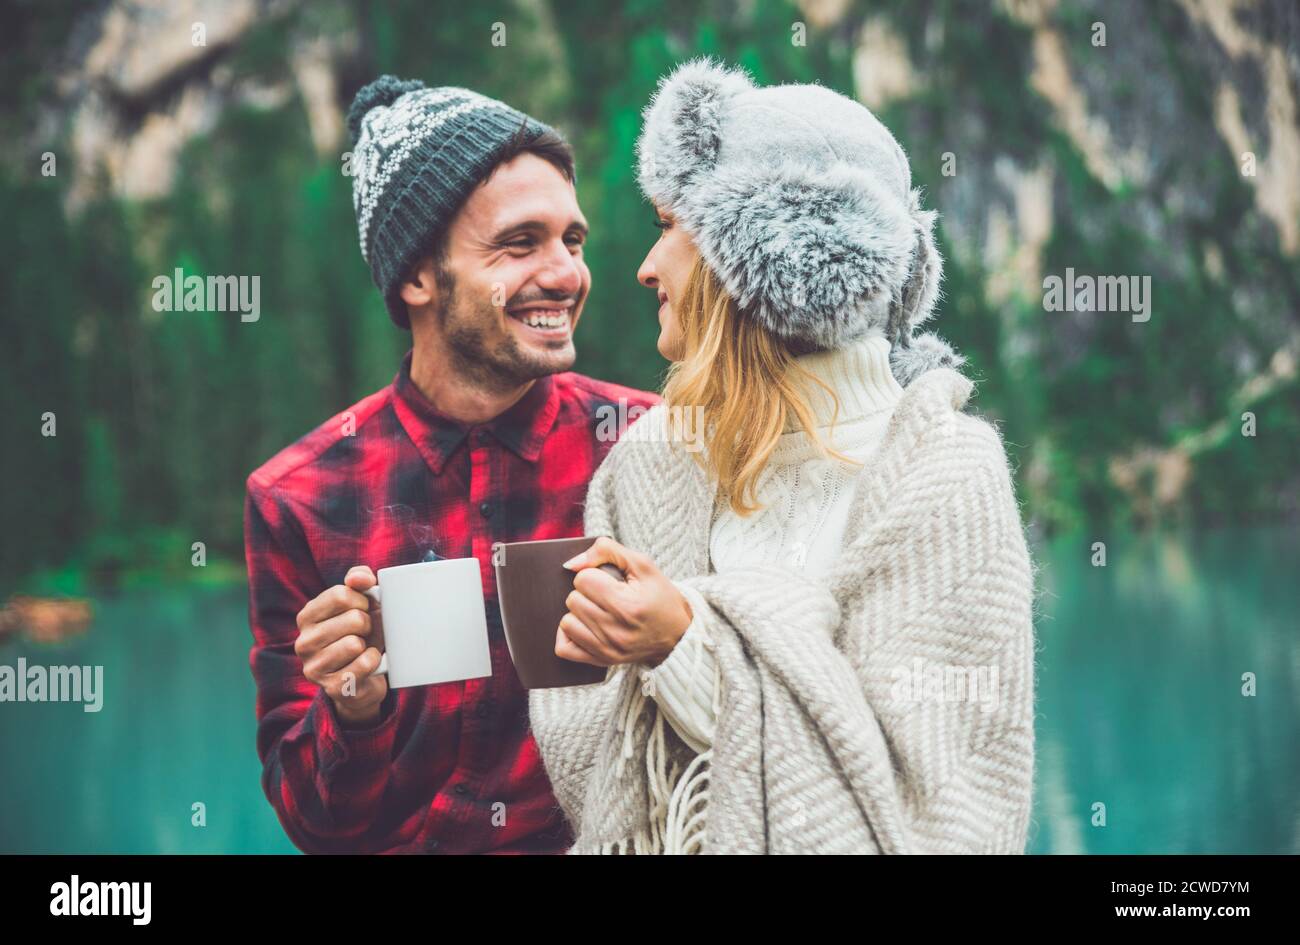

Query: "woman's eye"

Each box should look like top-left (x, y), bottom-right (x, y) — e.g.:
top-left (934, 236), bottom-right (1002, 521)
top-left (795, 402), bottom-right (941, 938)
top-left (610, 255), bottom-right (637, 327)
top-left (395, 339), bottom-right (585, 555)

top-left (653, 217), bottom-right (671, 231)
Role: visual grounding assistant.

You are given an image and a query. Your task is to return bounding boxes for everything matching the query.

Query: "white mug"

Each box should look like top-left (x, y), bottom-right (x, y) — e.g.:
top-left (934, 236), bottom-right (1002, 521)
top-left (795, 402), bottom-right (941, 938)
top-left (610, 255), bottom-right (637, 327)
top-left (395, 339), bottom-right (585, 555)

top-left (362, 557), bottom-right (492, 688)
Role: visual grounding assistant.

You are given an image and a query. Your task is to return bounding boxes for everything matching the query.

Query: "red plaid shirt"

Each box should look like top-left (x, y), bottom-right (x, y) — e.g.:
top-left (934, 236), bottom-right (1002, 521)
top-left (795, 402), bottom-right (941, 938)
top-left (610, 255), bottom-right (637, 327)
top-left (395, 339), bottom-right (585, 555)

top-left (245, 349), bottom-right (659, 854)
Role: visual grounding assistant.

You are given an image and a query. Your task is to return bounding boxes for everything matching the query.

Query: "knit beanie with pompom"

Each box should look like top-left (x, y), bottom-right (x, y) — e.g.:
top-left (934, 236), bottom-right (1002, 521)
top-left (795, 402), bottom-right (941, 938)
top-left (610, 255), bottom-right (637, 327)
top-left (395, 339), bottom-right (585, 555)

top-left (347, 75), bottom-right (564, 328)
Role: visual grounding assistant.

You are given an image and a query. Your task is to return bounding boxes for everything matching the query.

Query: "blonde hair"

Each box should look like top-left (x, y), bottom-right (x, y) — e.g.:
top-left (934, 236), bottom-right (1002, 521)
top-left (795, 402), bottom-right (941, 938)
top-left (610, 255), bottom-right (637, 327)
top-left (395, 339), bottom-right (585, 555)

top-left (662, 257), bottom-right (863, 517)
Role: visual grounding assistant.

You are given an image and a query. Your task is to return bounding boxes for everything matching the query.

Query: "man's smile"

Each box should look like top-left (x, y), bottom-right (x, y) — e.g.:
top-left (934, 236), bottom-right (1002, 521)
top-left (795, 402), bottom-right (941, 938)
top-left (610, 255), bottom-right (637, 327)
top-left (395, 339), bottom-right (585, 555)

top-left (506, 300), bottom-right (575, 336)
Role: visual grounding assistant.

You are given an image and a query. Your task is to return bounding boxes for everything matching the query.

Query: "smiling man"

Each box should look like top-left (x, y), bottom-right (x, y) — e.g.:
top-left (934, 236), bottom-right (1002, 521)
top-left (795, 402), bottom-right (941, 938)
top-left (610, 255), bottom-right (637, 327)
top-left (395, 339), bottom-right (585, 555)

top-left (243, 76), bottom-right (659, 853)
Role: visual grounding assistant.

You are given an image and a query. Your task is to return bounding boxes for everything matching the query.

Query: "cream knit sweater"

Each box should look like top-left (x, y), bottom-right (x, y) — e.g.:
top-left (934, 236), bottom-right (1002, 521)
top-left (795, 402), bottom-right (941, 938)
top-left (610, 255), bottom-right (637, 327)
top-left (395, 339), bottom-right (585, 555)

top-left (528, 361), bottom-right (1036, 854)
top-left (644, 330), bottom-right (906, 753)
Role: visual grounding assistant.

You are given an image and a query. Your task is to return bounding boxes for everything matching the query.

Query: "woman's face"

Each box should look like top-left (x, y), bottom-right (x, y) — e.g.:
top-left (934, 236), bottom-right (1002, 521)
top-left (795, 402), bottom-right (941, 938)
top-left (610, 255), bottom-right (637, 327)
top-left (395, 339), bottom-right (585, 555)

top-left (637, 204), bottom-right (699, 361)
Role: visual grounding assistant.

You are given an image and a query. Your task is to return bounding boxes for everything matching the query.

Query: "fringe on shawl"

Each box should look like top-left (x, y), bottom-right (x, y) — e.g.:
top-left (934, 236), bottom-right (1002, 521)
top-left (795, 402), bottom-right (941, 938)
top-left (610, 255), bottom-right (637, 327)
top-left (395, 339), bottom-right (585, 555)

top-left (595, 640), bottom-right (723, 855)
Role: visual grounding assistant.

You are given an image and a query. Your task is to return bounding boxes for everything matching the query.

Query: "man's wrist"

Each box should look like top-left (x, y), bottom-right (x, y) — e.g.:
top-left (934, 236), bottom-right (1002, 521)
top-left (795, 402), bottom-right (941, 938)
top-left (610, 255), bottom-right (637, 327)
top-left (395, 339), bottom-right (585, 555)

top-left (334, 697), bottom-right (385, 730)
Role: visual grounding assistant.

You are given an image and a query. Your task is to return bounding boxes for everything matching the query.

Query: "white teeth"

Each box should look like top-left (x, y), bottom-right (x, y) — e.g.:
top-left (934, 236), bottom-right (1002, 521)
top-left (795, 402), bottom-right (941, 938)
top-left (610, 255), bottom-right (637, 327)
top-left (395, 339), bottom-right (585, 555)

top-left (518, 310), bottom-right (570, 329)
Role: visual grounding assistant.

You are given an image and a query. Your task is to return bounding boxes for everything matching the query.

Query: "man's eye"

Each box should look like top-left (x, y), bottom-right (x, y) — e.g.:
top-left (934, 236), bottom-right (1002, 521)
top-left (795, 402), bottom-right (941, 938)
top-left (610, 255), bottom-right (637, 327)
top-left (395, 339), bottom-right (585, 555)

top-left (506, 239), bottom-right (533, 250)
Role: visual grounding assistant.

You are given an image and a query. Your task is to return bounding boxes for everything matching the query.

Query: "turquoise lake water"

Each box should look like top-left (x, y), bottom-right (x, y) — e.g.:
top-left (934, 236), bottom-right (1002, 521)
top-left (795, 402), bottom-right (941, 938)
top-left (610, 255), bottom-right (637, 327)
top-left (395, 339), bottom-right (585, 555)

top-left (2, 526), bottom-right (1296, 854)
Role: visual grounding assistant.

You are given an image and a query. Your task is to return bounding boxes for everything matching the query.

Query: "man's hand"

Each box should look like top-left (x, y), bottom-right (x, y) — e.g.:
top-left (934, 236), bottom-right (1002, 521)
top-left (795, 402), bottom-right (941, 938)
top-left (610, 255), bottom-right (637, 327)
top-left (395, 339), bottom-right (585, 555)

top-left (556, 536), bottom-right (693, 668)
top-left (295, 565), bottom-right (387, 728)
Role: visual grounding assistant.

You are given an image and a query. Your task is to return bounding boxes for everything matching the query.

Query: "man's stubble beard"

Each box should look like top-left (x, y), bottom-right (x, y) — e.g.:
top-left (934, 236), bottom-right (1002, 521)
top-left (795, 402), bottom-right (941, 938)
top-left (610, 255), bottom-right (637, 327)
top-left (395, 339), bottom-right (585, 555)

top-left (435, 268), bottom-right (578, 396)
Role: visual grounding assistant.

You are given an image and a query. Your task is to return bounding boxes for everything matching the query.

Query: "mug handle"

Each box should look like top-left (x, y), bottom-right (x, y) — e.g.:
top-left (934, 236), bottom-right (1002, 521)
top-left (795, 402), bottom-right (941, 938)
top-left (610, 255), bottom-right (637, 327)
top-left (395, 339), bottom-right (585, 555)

top-left (362, 585), bottom-right (388, 676)
top-left (596, 563), bottom-right (627, 582)
top-left (589, 536), bottom-right (628, 582)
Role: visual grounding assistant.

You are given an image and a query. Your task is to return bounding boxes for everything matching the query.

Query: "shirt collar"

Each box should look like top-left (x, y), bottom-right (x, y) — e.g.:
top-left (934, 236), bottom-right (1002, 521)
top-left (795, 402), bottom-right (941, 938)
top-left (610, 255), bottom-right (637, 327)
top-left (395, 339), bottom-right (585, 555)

top-left (390, 349), bottom-right (561, 475)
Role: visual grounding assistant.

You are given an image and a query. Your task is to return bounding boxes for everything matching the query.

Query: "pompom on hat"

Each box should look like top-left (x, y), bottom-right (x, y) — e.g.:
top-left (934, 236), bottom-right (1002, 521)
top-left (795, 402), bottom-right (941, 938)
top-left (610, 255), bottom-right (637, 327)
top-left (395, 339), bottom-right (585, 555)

top-left (636, 58), bottom-right (964, 385)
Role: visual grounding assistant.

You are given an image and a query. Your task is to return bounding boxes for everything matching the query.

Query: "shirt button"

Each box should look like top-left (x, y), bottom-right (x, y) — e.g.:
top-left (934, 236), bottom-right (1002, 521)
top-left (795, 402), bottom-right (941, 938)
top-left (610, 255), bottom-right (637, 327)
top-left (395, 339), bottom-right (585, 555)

top-left (454, 784), bottom-right (470, 796)
top-left (475, 702), bottom-right (491, 719)
top-left (479, 501), bottom-right (494, 518)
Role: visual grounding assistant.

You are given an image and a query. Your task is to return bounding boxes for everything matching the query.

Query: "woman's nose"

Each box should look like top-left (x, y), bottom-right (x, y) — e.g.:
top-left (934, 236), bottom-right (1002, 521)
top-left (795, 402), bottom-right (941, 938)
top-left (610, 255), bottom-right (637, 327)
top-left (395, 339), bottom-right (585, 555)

top-left (637, 252), bottom-right (657, 289)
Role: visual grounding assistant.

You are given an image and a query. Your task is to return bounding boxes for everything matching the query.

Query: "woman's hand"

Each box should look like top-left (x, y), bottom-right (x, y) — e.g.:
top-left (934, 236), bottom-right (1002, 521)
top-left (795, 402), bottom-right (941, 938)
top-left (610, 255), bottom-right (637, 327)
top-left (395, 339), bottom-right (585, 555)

top-left (555, 536), bottom-right (693, 668)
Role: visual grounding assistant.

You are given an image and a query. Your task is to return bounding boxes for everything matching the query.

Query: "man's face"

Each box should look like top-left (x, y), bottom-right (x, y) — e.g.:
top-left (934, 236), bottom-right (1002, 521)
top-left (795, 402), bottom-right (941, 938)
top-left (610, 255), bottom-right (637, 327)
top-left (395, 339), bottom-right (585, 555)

top-left (408, 152), bottom-right (590, 392)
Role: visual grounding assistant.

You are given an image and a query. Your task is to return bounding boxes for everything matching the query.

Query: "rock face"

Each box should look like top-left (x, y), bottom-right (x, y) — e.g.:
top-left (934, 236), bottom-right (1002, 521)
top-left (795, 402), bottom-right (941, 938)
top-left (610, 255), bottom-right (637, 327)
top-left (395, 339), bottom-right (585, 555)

top-left (55, 0), bottom-right (352, 208)
top-left (811, 0), bottom-right (1300, 523)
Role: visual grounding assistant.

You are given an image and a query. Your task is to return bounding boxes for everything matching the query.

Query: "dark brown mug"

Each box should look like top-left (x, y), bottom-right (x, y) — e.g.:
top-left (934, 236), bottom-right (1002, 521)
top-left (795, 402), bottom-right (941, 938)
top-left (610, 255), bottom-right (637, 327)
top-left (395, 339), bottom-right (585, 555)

top-left (491, 536), bottom-right (626, 689)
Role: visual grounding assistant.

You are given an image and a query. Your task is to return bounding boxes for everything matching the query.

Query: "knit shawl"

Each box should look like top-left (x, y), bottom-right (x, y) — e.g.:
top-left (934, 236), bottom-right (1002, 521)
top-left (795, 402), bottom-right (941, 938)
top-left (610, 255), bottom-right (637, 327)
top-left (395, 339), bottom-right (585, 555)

top-left (527, 367), bottom-right (1037, 854)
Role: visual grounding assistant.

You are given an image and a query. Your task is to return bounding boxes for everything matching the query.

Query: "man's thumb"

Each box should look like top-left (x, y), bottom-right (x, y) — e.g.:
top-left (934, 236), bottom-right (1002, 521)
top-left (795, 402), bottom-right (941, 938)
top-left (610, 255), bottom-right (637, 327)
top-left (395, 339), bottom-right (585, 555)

top-left (344, 565), bottom-right (377, 589)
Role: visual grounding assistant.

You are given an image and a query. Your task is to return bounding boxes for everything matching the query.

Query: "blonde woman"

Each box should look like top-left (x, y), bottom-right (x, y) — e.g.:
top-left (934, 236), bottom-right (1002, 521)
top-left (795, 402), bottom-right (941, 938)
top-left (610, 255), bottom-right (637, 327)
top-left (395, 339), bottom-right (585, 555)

top-left (528, 59), bottom-right (1036, 854)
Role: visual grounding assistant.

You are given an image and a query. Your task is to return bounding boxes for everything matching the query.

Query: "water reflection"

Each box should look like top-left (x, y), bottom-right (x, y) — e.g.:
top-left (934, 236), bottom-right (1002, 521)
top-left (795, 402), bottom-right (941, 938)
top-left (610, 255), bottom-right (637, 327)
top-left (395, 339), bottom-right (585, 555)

top-left (1, 527), bottom-right (1296, 853)
top-left (1029, 526), bottom-right (1299, 853)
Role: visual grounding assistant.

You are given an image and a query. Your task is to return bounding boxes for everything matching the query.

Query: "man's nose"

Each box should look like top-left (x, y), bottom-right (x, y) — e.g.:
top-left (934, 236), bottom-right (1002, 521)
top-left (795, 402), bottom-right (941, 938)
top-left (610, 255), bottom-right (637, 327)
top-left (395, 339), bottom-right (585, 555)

top-left (535, 242), bottom-right (583, 296)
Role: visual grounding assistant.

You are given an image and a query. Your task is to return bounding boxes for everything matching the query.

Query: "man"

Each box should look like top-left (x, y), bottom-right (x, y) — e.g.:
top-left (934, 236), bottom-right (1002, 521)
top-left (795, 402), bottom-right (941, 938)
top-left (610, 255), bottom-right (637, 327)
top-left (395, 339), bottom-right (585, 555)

top-left (244, 75), bottom-right (659, 853)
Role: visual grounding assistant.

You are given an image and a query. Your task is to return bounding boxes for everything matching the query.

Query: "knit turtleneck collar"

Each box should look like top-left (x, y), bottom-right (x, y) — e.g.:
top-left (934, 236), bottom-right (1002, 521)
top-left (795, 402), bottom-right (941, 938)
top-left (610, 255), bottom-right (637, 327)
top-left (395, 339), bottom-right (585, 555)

top-left (782, 328), bottom-right (904, 433)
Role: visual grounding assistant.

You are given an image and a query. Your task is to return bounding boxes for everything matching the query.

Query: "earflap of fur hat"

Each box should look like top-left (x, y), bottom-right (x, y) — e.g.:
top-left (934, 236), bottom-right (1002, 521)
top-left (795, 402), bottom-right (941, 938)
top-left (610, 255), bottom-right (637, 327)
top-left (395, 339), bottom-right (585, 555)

top-left (889, 330), bottom-right (966, 387)
top-left (636, 57), bottom-right (754, 211)
top-left (680, 160), bottom-right (917, 351)
top-left (886, 188), bottom-right (944, 342)
top-left (885, 188), bottom-right (966, 386)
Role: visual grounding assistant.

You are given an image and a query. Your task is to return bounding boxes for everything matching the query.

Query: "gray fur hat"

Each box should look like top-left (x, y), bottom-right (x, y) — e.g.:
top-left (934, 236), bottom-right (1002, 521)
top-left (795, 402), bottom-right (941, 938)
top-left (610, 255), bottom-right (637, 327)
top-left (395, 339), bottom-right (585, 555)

top-left (636, 58), bottom-right (964, 385)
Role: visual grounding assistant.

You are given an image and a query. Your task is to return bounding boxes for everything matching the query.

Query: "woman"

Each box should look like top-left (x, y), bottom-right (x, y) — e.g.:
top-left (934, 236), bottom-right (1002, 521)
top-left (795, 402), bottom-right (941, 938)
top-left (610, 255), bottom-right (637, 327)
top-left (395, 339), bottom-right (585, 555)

top-left (528, 59), bottom-right (1036, 854)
